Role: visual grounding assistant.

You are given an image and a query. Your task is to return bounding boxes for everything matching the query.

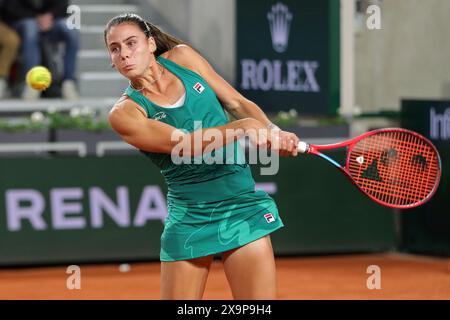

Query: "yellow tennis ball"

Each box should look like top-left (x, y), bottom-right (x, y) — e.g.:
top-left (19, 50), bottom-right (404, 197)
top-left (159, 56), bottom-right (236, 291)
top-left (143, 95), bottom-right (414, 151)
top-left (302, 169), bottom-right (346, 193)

top-left (26, 66), bottom-right (52, 91)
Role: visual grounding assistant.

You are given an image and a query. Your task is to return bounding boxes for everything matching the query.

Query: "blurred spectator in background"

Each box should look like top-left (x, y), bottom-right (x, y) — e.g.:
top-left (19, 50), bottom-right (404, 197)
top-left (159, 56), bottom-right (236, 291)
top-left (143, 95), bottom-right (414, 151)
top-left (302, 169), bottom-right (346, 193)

top-left (0, 0), bottom-right (21, 99)
top-left (2, 0), bottom-right (80, 100)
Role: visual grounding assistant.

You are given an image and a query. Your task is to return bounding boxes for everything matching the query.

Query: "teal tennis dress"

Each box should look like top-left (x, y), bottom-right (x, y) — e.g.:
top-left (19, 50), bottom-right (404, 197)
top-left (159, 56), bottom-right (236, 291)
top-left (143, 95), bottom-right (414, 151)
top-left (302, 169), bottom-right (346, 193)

top-left (125, 56), bottom-right (284, 261)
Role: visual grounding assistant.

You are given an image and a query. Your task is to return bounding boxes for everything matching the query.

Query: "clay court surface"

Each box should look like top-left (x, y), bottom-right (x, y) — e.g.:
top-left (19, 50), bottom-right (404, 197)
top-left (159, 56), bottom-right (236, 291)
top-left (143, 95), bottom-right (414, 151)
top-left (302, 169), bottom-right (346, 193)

top-left (0, 253), bottom-right (448, 300)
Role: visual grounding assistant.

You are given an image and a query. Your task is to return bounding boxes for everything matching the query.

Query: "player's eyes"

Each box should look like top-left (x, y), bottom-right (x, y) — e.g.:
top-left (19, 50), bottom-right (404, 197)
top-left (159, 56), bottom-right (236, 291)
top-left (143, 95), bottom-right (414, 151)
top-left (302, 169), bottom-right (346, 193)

top-left (110, 47), bottom-right (119, 53)
top-left (127, 41), bottom-right (136, 47)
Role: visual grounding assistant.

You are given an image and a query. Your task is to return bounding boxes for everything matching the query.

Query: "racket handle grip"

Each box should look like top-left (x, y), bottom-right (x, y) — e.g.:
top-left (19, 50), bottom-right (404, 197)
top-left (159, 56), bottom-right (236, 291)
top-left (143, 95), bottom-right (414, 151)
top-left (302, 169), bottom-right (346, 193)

top-left (297, 141), bottom-right (310, 153)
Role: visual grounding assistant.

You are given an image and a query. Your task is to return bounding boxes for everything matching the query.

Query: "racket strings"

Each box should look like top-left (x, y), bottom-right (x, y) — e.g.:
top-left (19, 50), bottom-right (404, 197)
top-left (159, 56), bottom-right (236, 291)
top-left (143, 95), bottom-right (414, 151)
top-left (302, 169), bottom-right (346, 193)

top-left (366, 134), bottom-right (436, 205)
top-left (364, 134), bottom-right (437, 205)
top-left (380, 132), bottom-right (432, 204)
top-left (347, 131), bottom-right (440, 207)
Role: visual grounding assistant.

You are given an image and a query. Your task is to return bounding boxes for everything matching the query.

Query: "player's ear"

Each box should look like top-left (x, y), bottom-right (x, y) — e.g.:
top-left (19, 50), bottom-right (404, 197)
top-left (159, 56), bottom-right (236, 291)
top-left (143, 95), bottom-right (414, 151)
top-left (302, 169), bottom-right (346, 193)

top-left (148, 36), bottom-right (157, 53)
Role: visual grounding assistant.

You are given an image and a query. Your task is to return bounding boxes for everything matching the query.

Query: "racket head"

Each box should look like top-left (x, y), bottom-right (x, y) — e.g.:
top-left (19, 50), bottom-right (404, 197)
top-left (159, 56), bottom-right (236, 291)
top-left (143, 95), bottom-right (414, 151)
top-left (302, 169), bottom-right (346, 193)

top-left (345, 128), bottom-right (441, 209)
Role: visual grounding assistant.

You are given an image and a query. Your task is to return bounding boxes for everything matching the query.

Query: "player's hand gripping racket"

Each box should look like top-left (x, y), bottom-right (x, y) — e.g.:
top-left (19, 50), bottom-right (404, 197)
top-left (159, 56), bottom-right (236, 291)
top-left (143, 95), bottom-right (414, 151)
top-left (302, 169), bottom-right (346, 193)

top-left (297, 128), bottom-right (441, 209)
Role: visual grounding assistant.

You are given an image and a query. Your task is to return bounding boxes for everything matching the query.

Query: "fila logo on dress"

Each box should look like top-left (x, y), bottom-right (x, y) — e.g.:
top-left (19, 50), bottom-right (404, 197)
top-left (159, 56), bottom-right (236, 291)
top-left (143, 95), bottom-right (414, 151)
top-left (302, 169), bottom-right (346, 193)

top-left (193, 82), bottom-right (205, 94)
top-left (264, 213), bottom-right (275, 223)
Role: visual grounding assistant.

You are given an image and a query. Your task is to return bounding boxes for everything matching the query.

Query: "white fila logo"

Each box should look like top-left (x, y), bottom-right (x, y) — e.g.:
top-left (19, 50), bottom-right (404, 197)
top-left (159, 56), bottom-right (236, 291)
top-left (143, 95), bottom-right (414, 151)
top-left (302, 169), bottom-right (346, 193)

top-left (193, 82), bottom-right (205, 94)
top-left (264, 213), bottom-right (275, 223)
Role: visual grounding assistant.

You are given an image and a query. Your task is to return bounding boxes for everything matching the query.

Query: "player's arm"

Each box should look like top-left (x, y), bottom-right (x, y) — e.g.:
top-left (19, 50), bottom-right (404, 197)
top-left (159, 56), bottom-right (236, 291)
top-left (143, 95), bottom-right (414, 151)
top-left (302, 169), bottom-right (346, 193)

top-left (109, 99), bottom-right (181, 154)
top-left (170, 45), bottom-right (273, 126)
top-left (170, 45), bottom-right (300, 156)
top-left (108, 99), bottom-right (269, 156)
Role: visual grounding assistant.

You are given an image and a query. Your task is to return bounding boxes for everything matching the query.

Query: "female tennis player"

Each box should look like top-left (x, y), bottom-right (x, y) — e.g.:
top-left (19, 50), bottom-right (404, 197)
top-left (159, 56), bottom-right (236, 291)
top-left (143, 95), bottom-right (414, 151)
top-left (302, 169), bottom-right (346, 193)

top-left (105, 13), bottom-right (300, 299)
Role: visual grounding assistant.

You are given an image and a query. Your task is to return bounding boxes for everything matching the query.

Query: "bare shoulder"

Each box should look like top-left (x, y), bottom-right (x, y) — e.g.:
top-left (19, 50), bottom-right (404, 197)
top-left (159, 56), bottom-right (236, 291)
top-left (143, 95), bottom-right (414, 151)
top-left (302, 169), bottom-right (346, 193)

top-left (161, 45), bottom-right (209, 74)
top-left (110, 95), bottom-right (146, 117)
top-left (109, 95), bottom-right (147, 134)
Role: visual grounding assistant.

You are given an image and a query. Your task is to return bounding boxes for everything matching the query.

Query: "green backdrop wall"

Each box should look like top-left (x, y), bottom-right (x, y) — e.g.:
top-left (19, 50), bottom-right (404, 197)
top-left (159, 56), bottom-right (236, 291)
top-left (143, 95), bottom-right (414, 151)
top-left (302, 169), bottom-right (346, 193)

top-left (0, 152), bottom-right (395, 266)
top-left (400, 100), bottom-right (450, 256)
top-left (236, 0), bottom-right (340, 115)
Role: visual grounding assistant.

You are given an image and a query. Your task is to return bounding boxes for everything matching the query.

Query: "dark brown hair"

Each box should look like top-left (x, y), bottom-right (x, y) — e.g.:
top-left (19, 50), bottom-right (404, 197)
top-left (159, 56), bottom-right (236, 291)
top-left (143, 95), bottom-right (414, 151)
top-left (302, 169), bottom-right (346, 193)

top-left (104, 13), bottom-right (184, 56)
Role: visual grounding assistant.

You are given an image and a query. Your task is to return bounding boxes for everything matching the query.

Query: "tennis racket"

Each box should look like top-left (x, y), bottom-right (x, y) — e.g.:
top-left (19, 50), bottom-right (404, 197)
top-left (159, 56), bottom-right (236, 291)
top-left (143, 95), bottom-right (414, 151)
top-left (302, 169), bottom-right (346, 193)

top-left (297, 128), bottom-right (442, 209)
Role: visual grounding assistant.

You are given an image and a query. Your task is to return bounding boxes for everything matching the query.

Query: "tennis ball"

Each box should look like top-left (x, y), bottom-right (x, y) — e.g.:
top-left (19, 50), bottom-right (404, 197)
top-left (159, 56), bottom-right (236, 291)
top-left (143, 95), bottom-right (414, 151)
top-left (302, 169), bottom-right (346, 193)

top-left (119, 263), bottom-right (131, 273)
top-left (26, 66), bottom-right (52, 91)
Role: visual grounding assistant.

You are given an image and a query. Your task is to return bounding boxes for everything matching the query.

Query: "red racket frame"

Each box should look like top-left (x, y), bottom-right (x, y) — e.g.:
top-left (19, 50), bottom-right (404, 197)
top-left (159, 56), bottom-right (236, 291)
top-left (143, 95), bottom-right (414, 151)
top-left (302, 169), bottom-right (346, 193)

top-left (299, 128), bottom-right (442, 209)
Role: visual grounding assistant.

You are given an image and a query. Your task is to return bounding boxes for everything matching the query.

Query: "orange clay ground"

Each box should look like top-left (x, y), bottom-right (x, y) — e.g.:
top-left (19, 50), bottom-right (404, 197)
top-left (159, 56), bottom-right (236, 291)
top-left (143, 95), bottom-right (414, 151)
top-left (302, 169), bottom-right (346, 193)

top-left (0, 253), bottom-right (448, 300)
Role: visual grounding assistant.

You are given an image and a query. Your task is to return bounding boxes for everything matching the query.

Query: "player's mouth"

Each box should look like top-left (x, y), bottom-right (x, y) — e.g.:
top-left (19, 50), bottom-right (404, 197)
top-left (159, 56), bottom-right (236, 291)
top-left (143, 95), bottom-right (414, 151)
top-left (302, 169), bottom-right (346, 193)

top-left (123, 64), bottom-right (135, 71)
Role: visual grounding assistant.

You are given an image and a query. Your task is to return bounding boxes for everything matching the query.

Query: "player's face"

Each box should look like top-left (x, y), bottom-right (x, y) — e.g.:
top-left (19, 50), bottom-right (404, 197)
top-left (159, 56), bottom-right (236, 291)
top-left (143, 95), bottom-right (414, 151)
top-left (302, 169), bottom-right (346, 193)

top-left (106, 23), bottom-right (155, 78)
